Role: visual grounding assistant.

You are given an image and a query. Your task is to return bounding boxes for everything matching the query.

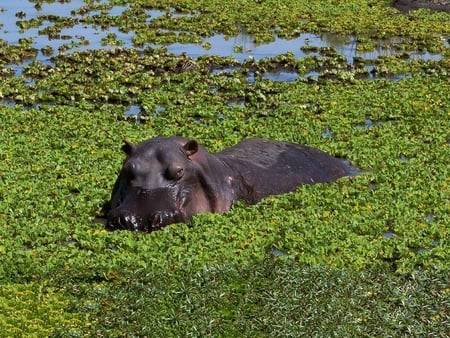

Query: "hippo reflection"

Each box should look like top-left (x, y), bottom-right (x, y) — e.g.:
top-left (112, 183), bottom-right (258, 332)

top-left (105, 136), bottom-right (355, 231)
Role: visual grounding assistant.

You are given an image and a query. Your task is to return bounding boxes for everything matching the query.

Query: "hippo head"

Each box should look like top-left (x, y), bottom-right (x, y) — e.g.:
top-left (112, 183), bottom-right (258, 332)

top-left (105, 137), bottom-right (211, 231)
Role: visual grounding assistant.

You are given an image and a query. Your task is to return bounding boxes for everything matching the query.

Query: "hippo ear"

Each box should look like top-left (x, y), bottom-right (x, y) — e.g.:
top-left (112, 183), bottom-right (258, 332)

top-left (183, 140), bottom-right (198, 157)
top-left (121, 140), bottom-right (135, 156)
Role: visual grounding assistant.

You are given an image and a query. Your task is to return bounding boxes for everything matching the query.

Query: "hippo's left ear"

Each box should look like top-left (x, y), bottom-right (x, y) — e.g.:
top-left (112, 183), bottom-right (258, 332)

top-left (121, 140), bottom-right (136, 156)
top-left (183, 140), bottom-right (198, 157)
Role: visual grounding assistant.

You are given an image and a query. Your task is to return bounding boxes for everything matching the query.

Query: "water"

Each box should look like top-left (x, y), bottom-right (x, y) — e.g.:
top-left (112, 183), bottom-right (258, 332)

top-left (383, 232), bottom-right (394, 239)
top-left (0, 1), bottom-right (134, 73)
top-left (168, 32), bottom-right (445, 64)
top-left (0, 0), bottom-right (447, 82)
top-left (271, 247), bottom-right (288, 257)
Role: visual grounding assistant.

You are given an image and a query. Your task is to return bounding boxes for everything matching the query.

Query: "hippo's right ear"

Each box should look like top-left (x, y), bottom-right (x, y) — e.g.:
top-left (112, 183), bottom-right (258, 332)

top-left (183, 140), bottom-right (198, 157)
top-left (121, 140), bottom-right (136, 156)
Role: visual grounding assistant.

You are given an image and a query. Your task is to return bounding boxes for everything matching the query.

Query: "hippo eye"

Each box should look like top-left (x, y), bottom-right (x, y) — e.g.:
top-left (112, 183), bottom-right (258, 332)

top-left (175, 168), bottom-right (184, 180)
top-left (165, 166), bottom-right (184, 181)
top-left (123, 161), bottom-right (136, 180)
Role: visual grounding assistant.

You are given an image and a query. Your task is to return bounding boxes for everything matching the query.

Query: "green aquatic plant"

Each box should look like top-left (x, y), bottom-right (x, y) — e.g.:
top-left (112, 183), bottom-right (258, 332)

top-left (0, 0), bottom-right (449, 336)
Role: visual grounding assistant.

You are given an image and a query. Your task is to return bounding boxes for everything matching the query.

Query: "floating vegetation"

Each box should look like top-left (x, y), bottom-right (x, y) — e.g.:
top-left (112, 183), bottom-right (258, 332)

top-left (1, 1), bottom-right (449, 71)
top-left (0, 1), bottom-right (449, 336)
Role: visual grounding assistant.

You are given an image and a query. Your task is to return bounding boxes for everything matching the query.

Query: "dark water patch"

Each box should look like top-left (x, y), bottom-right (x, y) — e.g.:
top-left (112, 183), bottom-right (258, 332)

top-left (303, 71), bottom-right (320, 81)
top-left (263, 70), bottom-right (299, 82)
top-left (367, 64), bottom-right (413, 82)
top-left (364, 119), bottom-right (375, 128)
top-left (432, 239), bottom-right (440, 246)
top-left (424, 214), bottom-right (435, 222)
top-left (124, 104), bottom-right (167, 121)
top-left (155, 105), bottom-right (166, 114)
top-left (271, 247), bottom-right (288, 257)
top-left (1, 98), bottom-right (43, 111)
top-left (212, 63), bottom-right (299, 83)
top-left (322, 127), bottom-right (333, 138)
top-left (415, 237), bottom-right (442, 254)
top-left (1, 99), bottom-right (16, 108)
top-left (123, 105), bottom-right (146, 124)
top-left (211, 66), bottom-right (239, 76)
top-left (399, 153), bottom-right (409, 162)
top-left (412, 236), bottom-right (441, 255)
top-left (144, 8), bottom-right (195, 25)
top-left (124, 104), bottom-right (141, 116)
top-left (227, 99), bottom-right (245, 108)
top-left (382, 223), bottom-right (397, 244)
top-left (354, 119), bottom-right (385, 130)
top-left (383, 231), bottom-right (395, 239)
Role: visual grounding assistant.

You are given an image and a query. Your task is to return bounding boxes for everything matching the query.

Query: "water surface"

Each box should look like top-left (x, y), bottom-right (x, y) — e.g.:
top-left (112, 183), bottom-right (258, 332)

top-left (0, 1), bottom-right (447, 83)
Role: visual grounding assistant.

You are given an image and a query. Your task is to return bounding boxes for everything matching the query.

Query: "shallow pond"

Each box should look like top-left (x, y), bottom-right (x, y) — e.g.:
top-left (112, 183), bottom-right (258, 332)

top-left (1, 0), bottom-right (447, 82)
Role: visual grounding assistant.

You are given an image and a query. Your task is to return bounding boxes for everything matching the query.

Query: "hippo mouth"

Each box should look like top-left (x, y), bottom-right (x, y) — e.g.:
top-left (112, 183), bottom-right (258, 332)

top-left (105, 187), bottom-right (186, 232)
top-left (106, 210), bottom-right (185, 232)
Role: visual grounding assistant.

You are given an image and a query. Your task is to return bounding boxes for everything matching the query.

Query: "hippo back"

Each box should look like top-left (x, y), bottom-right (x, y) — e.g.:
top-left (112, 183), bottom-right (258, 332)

top-left (216, 138), bottom-right (352, 200)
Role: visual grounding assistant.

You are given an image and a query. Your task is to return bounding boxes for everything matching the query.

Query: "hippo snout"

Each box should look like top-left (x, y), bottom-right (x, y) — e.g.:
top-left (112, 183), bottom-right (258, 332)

top-left (106, 208), bottom-right (147, 231)
top-left (106, 207), bottom-right (186, 232)
top-left (105, 186), bottom-right (187, 232)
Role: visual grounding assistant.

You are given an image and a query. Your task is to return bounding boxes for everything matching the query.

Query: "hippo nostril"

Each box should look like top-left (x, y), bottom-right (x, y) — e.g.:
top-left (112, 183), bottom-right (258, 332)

top-left (108, 212), bottom-right (132, 230)
top-left (152, 213), bottom-right (162, 227)
top-left (117, 215), bottom-right (127, 228)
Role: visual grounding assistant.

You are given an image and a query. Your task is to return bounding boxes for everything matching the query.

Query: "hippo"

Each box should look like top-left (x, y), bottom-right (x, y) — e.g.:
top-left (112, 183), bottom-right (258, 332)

top-left (105, 136), bottom-right (356, 231)
top-left (393, 0), bottom-right (450, 12)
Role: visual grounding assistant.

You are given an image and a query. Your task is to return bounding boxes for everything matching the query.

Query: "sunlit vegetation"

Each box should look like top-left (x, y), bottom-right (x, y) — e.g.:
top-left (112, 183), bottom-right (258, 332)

top-left (0, 0), bottom-right (449, 335)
